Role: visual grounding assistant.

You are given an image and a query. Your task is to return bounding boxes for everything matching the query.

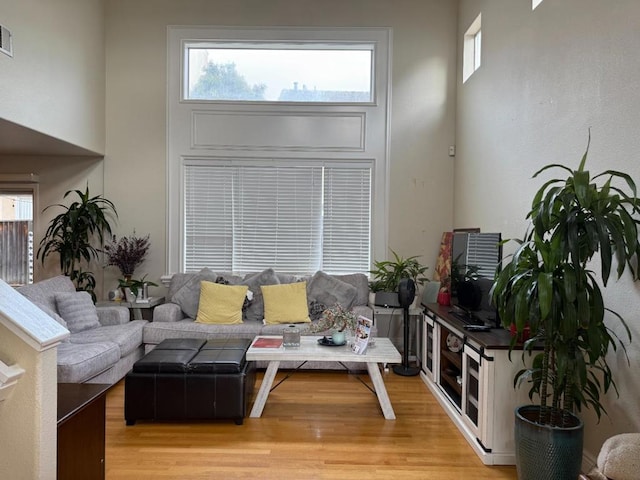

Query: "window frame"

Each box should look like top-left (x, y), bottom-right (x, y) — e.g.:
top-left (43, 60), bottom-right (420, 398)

top-left (0, 178), bottom-right (38, 286)
top-left (167, 26), bottom-right (391, 278)
top-left (183, 41), bottom-right (376, 104)
top-left (463, 13), bottom-right (482, 83)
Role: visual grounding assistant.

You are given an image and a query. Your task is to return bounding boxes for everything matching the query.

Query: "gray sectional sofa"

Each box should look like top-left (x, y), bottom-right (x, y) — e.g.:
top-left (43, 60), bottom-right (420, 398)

top-left (17, 275), bottom-right (146, 384)
top-left (143, 268), bottom-right (373, 353)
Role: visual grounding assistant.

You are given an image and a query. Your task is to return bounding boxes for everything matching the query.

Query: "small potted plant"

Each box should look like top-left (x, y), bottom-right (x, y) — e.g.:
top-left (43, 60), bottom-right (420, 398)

top-left (369, 249), bottom-right (429, 306)
top-left (118, 274), bottom-right (157, 302)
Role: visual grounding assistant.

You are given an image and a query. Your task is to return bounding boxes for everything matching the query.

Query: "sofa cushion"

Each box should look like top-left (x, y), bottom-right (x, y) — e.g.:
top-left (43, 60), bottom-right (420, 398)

top-left (55, 291), bottom-right (101, 333)
top-left (17, 274), bottom-right (76, 314)
top-left (143, 319), bottom-right (264, 345)
top-left (167, 272), bottom-right (195, 300)
top-left (56, 341), bottom-right (120, 383)
top-left (195, 281), bottom-right (248, 325)
top-left (171, 267), bottom-right (219, 319)
top-left (307, 271), bottom-right (358, 311)
top-left (242, 268), bottom-right (280, 322)
top-left (262, 282), bottom-right (311, 324)
top-left (333, 273), bottom-right (370, 306)
top-left (69, 320), bottom-right (146, 358)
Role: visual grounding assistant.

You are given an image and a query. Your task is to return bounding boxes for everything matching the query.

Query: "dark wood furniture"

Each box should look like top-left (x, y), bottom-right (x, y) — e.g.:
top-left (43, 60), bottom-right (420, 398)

top-left (57, 383), bottom-right (110, 480)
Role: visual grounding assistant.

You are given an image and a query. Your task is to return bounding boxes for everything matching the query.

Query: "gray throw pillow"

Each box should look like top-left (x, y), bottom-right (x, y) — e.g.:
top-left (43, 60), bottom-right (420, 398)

top-left (171, 267), bottom-right (219, 319)
top-left (55, 291), bottom-right (101, 333)
top-left (333, 273), bottom-right (370, 306)
top-left (307, 271), bottom-right (358, 311)
top-left (242, 268), bottom-right (280, 322)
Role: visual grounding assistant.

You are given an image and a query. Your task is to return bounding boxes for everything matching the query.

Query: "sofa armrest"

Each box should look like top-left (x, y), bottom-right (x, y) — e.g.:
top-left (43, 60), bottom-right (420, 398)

top-left (97, 305), bottom-right (130, 326)
top-left (153, 302), bottom-right (185, 322)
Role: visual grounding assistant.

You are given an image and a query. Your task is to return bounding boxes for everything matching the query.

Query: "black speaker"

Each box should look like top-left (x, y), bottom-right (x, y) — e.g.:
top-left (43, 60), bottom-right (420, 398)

top-left (397, 278), bottom-right (416, 308)
top-left (393, 278), bottom-right (420, 377)
top-left (457, 280), bottom-right (482, 311)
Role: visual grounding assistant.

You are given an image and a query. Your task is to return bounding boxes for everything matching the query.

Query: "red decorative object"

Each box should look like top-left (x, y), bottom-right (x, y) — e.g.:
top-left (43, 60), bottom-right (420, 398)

top-left (437, 290), bottom-right (451, 306)
top-left (509, 323), bottom-right (531, 343)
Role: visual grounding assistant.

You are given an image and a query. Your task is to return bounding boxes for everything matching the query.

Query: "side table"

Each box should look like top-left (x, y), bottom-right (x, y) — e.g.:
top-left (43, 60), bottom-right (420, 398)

top-left (97, 296), bottom-right (165, 321)
top-left (57, 383), bottom-right (111, 480)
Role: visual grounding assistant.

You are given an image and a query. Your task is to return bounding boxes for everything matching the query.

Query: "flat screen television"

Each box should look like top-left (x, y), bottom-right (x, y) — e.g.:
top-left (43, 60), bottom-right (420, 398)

top-left (450, 231), bottom-right (502, 328)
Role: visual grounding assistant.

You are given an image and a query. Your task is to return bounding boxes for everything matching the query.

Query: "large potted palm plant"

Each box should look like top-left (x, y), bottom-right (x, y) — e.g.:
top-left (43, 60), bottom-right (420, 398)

top-left (491, 136), bottom-right (640, 479)
top-left (38, 185), bottom-right (118, 301)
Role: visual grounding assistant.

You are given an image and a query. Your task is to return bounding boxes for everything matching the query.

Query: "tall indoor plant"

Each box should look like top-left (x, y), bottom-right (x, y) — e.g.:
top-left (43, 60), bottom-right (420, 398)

top-left (491, 136), bottom-right (639, 479)
top-left (38, 185), bottom-right (118, 301)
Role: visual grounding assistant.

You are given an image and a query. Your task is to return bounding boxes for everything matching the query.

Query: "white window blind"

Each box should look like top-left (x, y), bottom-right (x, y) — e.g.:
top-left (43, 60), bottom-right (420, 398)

top-left (234, 166), bottom-right (323, 273)
top-left (185, 165), bottom-right (234, 271)
top-left (465, 232), bottom-right (501, 279)
top-left (183, 161), bottom-right (371, 275)
top-left (323, 168), bottom-right (371, 274)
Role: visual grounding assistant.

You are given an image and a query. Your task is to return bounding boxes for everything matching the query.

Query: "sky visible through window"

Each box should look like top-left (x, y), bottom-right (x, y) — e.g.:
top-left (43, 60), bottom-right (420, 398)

top-left (187, 47), bottom-right (373, 102)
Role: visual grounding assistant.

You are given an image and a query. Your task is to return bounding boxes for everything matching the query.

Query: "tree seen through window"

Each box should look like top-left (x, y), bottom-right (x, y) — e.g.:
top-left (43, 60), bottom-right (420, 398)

top-left (190, 62), bottom-right (266, 101)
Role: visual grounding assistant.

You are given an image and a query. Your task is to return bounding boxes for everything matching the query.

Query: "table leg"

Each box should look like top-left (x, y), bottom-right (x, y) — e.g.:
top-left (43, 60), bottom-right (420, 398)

top-left (367, 362), bottom-right (396, 420)
top-left (131, 308), bottom-right (143, 320)
top-left (249, 360), bottom-right (280, 418)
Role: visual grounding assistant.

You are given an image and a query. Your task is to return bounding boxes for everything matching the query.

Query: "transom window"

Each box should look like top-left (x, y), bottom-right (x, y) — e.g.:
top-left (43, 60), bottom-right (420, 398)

top-left (185, 43), bottom-right (373, 103)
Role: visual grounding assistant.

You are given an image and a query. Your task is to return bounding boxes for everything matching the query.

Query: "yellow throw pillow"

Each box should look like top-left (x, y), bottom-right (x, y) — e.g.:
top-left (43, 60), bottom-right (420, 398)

top-left (261, 281), bottom-right (311, 324)
top-left (195, 281), bottom-right (248, 325)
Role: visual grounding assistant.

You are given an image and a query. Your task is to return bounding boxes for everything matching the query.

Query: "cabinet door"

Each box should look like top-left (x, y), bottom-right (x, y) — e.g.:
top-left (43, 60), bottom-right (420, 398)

top-left (421, 313), bottom-right (437, 380)
top-left (438, 324), bottom-right (463, 409)
top-left (461, 344), bottom-right (482, 440)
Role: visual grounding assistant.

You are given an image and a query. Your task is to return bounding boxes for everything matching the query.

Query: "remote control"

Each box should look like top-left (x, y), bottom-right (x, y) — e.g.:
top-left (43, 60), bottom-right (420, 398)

top-left (464, 325), bottom-right (491, 332)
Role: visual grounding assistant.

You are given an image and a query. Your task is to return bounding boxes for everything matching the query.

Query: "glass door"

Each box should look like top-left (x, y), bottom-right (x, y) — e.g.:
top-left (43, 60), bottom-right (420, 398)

top-left (439, 324), bottom-right (463, 409)
top-left (0, 188), bottom-right (34, 286)
top-left (421, 313), bottom-right (436, 380)
top-left (462, 343), bottom-right (482, 437)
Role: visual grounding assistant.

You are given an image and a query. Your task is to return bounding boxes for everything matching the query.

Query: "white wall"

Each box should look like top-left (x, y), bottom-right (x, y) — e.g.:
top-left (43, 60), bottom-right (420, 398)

top-left (455, 0), bottom-right (640, 467)
top-left (0, 0), bottom-right (106, 154)
top-left (103, 0), bottom-right (458, 292)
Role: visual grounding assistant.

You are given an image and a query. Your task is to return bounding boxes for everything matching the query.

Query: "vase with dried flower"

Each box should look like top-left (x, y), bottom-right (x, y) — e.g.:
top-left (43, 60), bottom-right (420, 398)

top-left (104, 233), bottom-right (154, 300)
top-left (308, 304), bottom-right (358, 345)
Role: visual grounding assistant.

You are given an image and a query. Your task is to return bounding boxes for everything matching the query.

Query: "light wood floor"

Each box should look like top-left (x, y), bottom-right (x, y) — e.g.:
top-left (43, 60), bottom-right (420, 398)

top-left (105, 367), bottom-right (518, 479)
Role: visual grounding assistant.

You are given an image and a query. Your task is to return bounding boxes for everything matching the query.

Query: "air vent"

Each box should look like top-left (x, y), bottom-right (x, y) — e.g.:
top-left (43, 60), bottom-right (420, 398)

top-left (0, 24), bottom-right (13, 58)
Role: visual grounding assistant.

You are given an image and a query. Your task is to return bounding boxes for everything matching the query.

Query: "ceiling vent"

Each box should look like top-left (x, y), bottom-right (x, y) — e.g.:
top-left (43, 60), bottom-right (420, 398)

top-left (0, 24), bottom-right (13, 58)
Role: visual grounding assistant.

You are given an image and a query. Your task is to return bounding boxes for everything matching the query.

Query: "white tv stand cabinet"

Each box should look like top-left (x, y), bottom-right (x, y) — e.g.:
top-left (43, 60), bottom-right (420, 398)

top-left (420, 303), bottom-right (530, 465)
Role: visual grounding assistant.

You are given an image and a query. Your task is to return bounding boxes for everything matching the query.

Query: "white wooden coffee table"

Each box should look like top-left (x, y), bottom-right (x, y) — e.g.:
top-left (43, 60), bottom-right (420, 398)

top-left (246, 335), bottom-right (402, 420)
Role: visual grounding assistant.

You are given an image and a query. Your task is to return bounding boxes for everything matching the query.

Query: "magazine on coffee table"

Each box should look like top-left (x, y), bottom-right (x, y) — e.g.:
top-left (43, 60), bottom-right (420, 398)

top-left (252, 337), bottom-right (283, 348)
top-left (351, 315), bottom-right (373, 354)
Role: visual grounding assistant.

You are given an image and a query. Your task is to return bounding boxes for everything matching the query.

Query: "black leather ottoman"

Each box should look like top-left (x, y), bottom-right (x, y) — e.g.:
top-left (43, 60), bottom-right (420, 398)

top-left (125, 338), bottom-right (255, 425)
